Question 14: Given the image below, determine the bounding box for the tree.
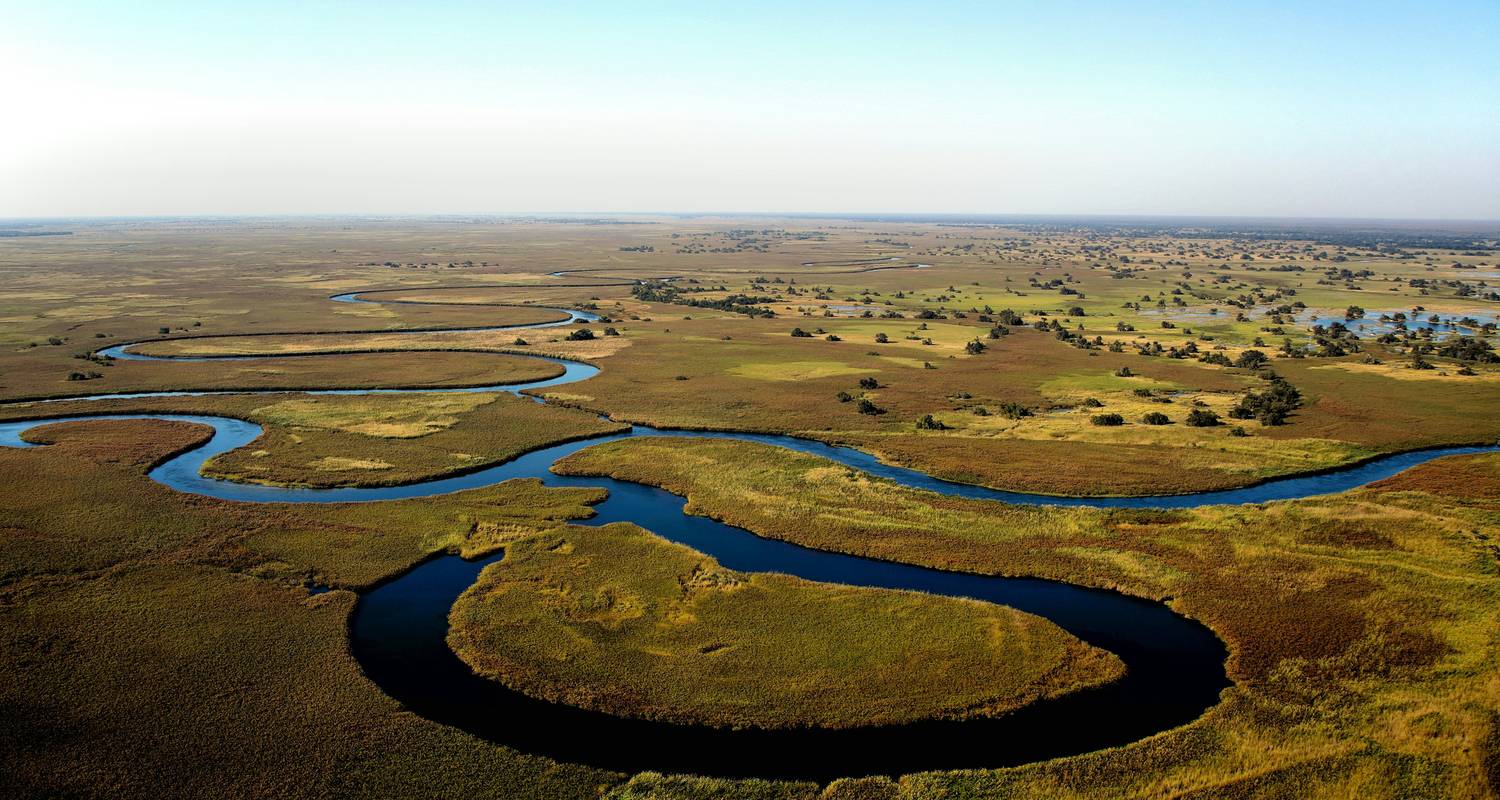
[1233,349,1269,369]
[856,398,883,415]
[1185,408,1221,427]
[1229,377,1302,425]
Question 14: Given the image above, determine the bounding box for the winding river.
[1,286,1493,780]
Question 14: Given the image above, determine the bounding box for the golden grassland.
[555,436,1500,799]
[2,218,1498,798]
[0,348,567,402]
[0,421,622,799]
[0,391,628,489]
[448,523,1122,730]
[4,218,1495,497]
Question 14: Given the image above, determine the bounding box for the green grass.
[449,523,1122,730]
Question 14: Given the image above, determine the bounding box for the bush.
[1141,412,1170,425]
[874,332,890,343]
[856,398,883,415]
[964,339,986,355]
[565,328,596,341]
[1083,397,1104,408]
[997,402,1031,419]
[512,337,528,346]
[790,328,813,338]
[858,377,879,390]
[825,334,841,342]
[1091,413,1125,426]
[603,327,620,336]
[835,391,852,402]
[1185,409,1221,427]
[1114,367,1133,377]
[915,414,947,430]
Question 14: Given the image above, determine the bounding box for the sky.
[3,1,1498,219]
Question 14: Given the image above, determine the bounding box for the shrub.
[1114,367,1133,377]
[858,377,879,390]
[1091,413,1125,426]
[512,337,528,346]
[997,402,1031,419]
[790,328,812,338]
[964,339,986,355]
[856,398,883,415]
[1141,412,1171,425]
[825,334,841,342]
[915,414,947,430]
[1082,397,1104,408]
[874,332,890,343]
[603,327,620,336]
[566,328,596,341]
[835,391,852,402]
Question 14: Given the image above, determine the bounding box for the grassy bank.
[555,436,1500,799]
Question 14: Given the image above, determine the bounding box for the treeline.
[631,282,777,318]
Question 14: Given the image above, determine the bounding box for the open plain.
[1,215,1498,799]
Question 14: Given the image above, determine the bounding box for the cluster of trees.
[1229,377,1303,425]
[631,282,776,318]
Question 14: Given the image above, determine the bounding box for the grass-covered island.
[447,523,1124,729]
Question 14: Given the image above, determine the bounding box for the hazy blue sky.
[4,1,1497,219]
